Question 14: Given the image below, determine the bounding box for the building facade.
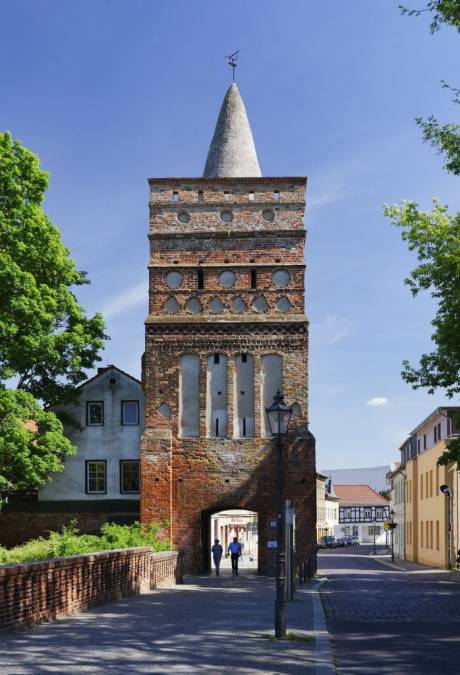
[325,478,339,538]
[398,407,459,568]
[316,473,327,541]
[0,365,143,546]
[140,83,316,574]
[334,484,390,545]
[387,463,405,560]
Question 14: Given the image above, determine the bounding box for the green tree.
[399,1,460,33]
[388,3,460,465]
[0,131,106,497]
[0,390,74,499]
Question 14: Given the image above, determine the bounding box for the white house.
[333,484,390,545]
[39,365,144,502]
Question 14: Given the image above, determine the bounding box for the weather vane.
[226,50,239,82]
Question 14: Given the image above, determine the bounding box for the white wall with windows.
[38,366,143,501]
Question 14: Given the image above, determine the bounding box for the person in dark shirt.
[228,537,242,575]
[211,539,223,576]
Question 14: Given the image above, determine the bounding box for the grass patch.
[0,520,170,565]
[261,632,314,643]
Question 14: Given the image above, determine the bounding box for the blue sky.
[2,0,459,469]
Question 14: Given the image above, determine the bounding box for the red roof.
[334,484,389,506]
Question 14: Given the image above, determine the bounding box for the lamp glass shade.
[265,390,293,436]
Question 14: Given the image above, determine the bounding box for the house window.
[120,460,140,494]
[121,401,139,426]
[86,460,106,494]
[423,434,427,450]
[364,508,372,519]
[375,508,383,520]
[250,269,257,289]
[86,401,104,426]
[438,422,441,441]
[197,268,204,289]
[434,425,437,443]
[417,439,420,453]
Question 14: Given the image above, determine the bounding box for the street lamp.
[440,484,453,569]
[373,516,377,556]
[390,509,395,563]
[266,389,293,640]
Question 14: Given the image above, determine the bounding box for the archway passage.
[204,509,258,574]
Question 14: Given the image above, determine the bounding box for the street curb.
[371,555,454,575]
[299,579,336,674]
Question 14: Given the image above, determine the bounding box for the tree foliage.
[385,201,460,397]
[0,389,74,495]
[0,132,106,406]
[393,1,460,467]
[399,1,460,33]
[0,131,106,497]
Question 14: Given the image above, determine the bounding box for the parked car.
[320,536,337,548]
[350,536,360,546]
[335,537,347,547]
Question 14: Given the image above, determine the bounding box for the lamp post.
[440,484,453,569]
[373,516,377,556]
[266,389,293,640]
[390,509,395,563]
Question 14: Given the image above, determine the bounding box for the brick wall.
[0,548,179,633]
[0,498,139,548]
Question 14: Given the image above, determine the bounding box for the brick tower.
[141,83,316,573]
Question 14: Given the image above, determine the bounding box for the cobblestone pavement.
[318,546,460,674]
[0,572,316,674]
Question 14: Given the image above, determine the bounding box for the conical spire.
[203,83,261,177]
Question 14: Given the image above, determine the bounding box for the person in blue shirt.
[228,537,242,575]
[211,539,223,576]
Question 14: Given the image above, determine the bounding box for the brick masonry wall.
[0,499,139,548]
[141,176,317,575]
[0,549,179,633]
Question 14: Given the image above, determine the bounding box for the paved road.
[0,571,316,674]
[318,546,460,674]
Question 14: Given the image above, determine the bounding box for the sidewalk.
[0,571,334,674]
[371,552,460,577]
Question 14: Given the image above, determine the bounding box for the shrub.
[0,521,171,565]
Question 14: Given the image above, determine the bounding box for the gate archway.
[202,509,258,573]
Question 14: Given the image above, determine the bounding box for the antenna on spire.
[226,50,239,82]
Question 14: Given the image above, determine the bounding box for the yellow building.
[400,407,458,569]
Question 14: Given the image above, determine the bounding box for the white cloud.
[366,397,388,407]
[102,281,147,319]
[312,313,353,345]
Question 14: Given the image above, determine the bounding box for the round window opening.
[220,210,233,223]
[177,211,190,224]
[165,271,183,289]
[262,209,275,222]
[272,269,290,287]
[218,271,236,288]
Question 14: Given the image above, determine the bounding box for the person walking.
[228,537,242,575]
[211,539,223,576]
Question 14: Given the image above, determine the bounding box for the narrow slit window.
[250,270,257,289]
[173,191,179,202]
[215,418,219,436]
[198,269,204,289]
[198,190,204,201]
[249,191,255,201]
[242,353,247,363]
[242,417,246,437]
[214,354,220,364]
[274,190,280,200]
